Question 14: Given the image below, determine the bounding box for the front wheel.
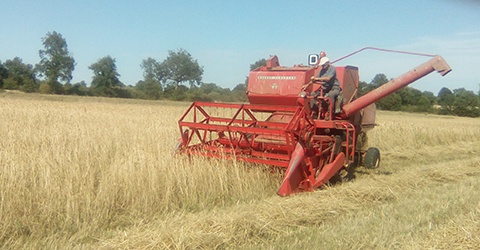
[364,147,380,169]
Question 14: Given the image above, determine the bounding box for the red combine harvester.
[177,48,451,196]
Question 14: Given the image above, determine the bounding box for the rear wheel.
[364,147,380,169]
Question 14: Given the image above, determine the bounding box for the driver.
[311,57,342,114]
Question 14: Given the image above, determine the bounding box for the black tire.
[364,147,380,169]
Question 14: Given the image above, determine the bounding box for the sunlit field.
[1,92,479,249]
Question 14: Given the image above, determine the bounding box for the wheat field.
[0,92,479,249]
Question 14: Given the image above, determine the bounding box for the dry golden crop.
[1,92,479,249]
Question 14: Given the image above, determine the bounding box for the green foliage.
[360,74,399,110]
[140,57,160,81]
[416,95,434,112]
[359,74,442,114]
[19,81,38,93]
[377,92,402,111]
[2,78,18,90]
[435,87,480,117]
[39,83,52,94]
[163,85,188,101]
[89,86,132,98]
[452,88,480,117]
[186,88,213,102]
[398,87,422,106]
[233,83,246,92]
[2,57,36,90]
[0,61,7,88]
[370,73,389,88]
[37,31,75,90]
[250,58,267,71]
[232,84,248,102]
[422,91,436,105]
[89,56,123,90]
[357,81,369,96]
[125,86,149,99]
[357,74,389,99]
[198,82,219,94]
[180,82,246,102]
[157,49,203,89]
[131,78,247,102]
[65,81,89,96]
[437,87,455,114]
[135,79,162,100]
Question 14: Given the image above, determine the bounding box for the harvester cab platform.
[247,55,359,122]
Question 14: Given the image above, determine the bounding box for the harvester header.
[177,48,451,196]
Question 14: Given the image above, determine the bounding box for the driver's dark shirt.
[317,65,340,92]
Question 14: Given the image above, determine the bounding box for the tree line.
[0,31,247,102]
[358,74,480,117]
[0,31,479,117]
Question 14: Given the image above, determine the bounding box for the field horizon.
[1,91,479,249]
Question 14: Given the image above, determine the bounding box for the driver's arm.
[312,75,333,82]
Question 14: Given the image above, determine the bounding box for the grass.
[1,92,479,249]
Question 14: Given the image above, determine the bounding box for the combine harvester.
[177,48,451,196]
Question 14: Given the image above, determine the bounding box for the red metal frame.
[178,102,312,167]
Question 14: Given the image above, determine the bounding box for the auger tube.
[341,55,451,118]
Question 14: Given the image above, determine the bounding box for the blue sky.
[1,0,480,94]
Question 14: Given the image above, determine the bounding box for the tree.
[65,81,89,96]
[37,31,75,93]
[452,88,480,117]
[89,56,122,88]
[0,61,9,88]
[158,49,203,89]
[89,56,123,97]
[398,87,422,106]
[438,87,455,114]
[357,80,369,96]
[377,92,402,111]
[138,57,162,99]
[233,83,246,92]
[140,57,160,82]
[370,73,389,88]
[250,58,267,71]
[135,79,162,100]
[232,83,248,102]
[358,73,389,98]
[416,95,433,112]
[3,57,37,92]
[163,84,189,100]
[356,73,390,107]
[198,82,220,94]
[422,91,436,105]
